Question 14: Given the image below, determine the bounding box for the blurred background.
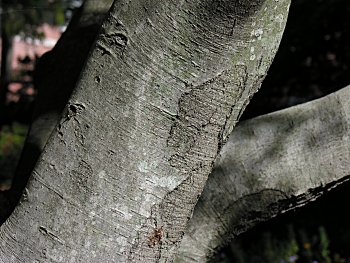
[0,0,82,189]
[1,0,350,262]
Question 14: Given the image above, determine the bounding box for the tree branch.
[176,85,350,262]
[0,0,290,261]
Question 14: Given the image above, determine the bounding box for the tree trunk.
[0,0,289,262]
[176,85,350,262]
[0,0,114,223]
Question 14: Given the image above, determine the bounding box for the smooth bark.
[177,85,350,262]
[0,0,289,262]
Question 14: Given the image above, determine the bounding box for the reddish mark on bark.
[148,226,163,248]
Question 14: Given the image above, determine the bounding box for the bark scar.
[98,18,129,58]
[39,226,65,245]
[57,103,87,144]
[148,226,163,248]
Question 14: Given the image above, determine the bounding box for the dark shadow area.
[220,0,350,262]
[242,0,350,120]
[220,181,350,263]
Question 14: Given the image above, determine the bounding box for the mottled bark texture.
[176,85,350,262]
[0,0,114,222]
[0,0,289,262]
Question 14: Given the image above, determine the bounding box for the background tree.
[0,0,81,129]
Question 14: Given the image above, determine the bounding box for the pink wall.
[1,23,62,72]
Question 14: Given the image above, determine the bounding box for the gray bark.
[176,85,350,262]
[0,0,114,222]
[0,0,289,262]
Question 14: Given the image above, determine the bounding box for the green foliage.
[224,224,333,263]
[318,227,331,263]
[0,123,28,187]
[1,0,70,37]
[53,2,65,25]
